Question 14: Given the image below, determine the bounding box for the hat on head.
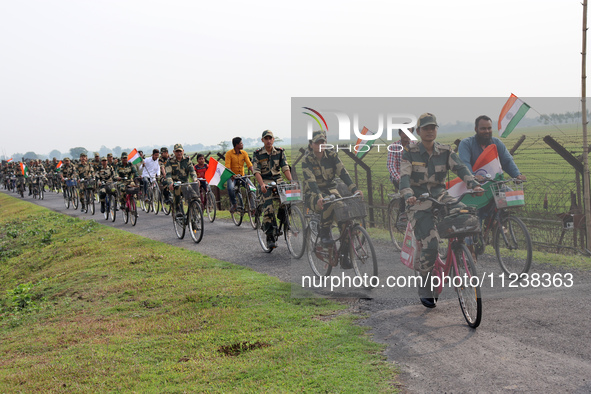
[121,152,128,159]
[94,152,99,156]
[311,130,327,143]
[80,152,87,157]
[107,153,113,158]
[160,147,168,153]
[101,157,107,161]
[417,113,438,129]
[262,130,274,138]
[173,144,183,151]
[64,157,71,161]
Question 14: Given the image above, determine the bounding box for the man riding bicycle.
[302,130,362,267]
[115,152,139,209]
[140,148,161,203]
[165,144,199,213]
[97,157,116,213]
[77,152,95,211]
[401,113,483,308]
[252,130,292,249]
[225,137,254,213]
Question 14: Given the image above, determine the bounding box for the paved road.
[5,189,591,393]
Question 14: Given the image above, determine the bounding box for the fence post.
[339,147,374,227]
[509,135,526,155]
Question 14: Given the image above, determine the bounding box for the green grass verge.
[0,194,398,392]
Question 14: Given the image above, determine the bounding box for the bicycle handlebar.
[321,191,362,205]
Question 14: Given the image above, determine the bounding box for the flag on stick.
[20,163,29,178]
[498,94,530,138]
[56,161,63,171]
[205,158,234,190]
[354,127,377,159]
[128,149,142,165]
[7,158,13,163]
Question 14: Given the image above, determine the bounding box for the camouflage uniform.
[76,161,95,200]
[400,141,477,276]
[301,132,358,234]
[164,148,198,206]
[60,161,78,197]
[96,161,116,203]
[252,141,290,234]
[115,156,139,205]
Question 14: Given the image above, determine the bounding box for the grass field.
[0,194,398,392]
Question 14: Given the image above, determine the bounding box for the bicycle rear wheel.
[110,194,117,222]
[285,205,306,259]
[387,198,405,251]
[123,200,130,224]
[161,191,172,215]
[153,186,161,214]
[206,189,216,222]
[306,221,333,277]
[453,243,482,328]
[350,224,378,288]
[64,188,70,209]
[173,201,186,239]
[188,200,204,243]
[494,216,532,279]
[231,188,244,226]
[72,188,79,209]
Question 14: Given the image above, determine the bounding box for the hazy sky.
[0,0,583,158]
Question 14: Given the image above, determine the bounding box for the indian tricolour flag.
[355,127,377,159]
[498,94,530,138]
[505,190,525,207]
[128,149,142,165]
[56,160,63,171]
[447,144,503,198]
[205,157,234,190]
[7,158,12,163]
[20,163,29,178]
[284,188,301,202]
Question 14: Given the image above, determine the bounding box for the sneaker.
[266,234,276,249]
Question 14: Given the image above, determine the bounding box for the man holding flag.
[458,115,525,182]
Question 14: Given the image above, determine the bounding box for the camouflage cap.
[160,147,168,153]
[80,152,87,157]
[93,152,99,156]
[262,130,274,139]
[64,157,71,161]
[101,157,107,161]
[107,153,113,158]
[311,130,327,143]
[417,113,438,129]
[173,144,183,151]
[121,152,128,159]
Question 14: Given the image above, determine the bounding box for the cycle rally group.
[2,113,537,329]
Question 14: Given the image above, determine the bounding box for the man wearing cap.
[97,157,116,213]
[115,152,139,208]
[401,113,483,308]
[60,157,78,199]
[225,137,254,213]
[140,149,160,203]
[107,153,115,168]
[92,152,102,173]
[159,147,172,203]
[76,152,95,212]
[165,144,199,213]
[252,130,292,249]
[302,131,361,266]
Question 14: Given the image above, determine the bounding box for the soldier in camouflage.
[97,157,116,213]
[92,152,102,173]
[159,147,172,203]
[76,153,95,211]
[115,152,139,207]
[165,144,199,211]
[302,131,361,260]
[60,157,78,198]
[400,113,483,308]
[252,130,292,248]
[107,153,115,169]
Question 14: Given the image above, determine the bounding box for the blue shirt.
[458,136,521,178]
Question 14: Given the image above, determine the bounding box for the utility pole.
[582,0,591,249]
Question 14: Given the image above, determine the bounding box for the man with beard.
[458,115,526,182]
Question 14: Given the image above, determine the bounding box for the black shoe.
[420,297,437,308]
[418,274,437,308]
[266,234,276,249]
[340,253,353,269]
[100,202,105,213]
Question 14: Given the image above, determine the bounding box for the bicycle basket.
[278,182,302,204]
[333,197,367,222]
[436,206,481,239]
[181,182,200,201]
[126,186,140,195]
[491,180,525,209]
[66,179,77,187]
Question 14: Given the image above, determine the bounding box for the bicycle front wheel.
[453,243,482,328]
[40,182,44,200]
[72,188,79,209]
[387,198,405,251]
[206,189,216,222]
[350,224,378,288]
[89,190,95,215]
[64,188,70,209]
[188,200,204,243]
[130,197,137,226]
[285,205,306,259]
[173,201,186,239]
[306,221,333,277]
[255,206,272,253]
[494,216,532,279]
[110,195,117,222]
[231,188,244,226]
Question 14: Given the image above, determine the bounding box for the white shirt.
[141,156,161,180]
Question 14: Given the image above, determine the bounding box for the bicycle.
[159,180,173,216]
[171,182,204,243]
[230,175,257,229]
[116,177,139,226]
[403,191,482,328]
[197,178,217,222]
[31,175,44,200]
[147,178,161,215]
[387,192,406,251]
[469,177,532,279]
[306,192,378,287]
[79,178,96,215]
[99,181,117,222]
[62,178,79,209]
[254,181,306,256]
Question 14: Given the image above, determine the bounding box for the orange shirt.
[225,149,253,176]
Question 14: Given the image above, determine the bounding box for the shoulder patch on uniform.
[437,143,451,151]
[407,144,420,152]
[276,147,284,152]
[254,147,264,153]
